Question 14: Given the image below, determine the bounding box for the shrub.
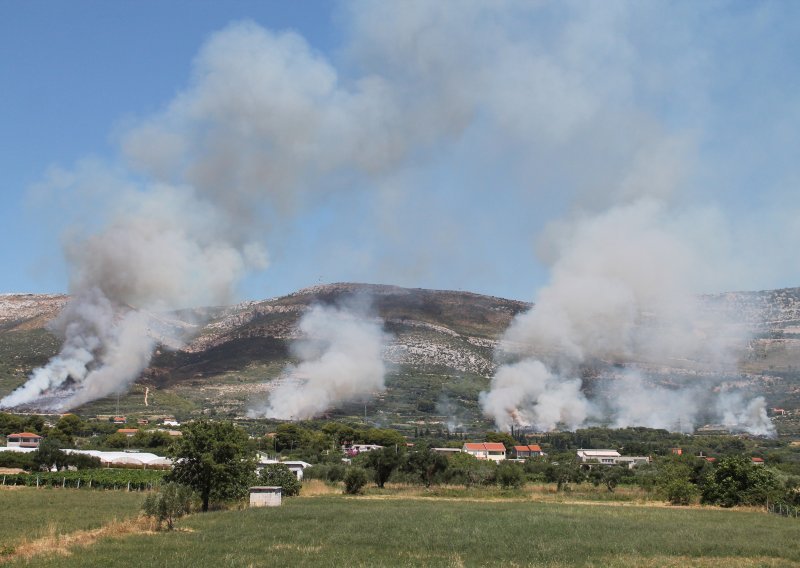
[343,467,369,495]
[259,463,301,497]
[497,461,524,489]
[663,478,697,505]
[142,482,194,530]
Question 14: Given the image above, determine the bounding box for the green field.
[4,489,800,567]
[0,487,143,548]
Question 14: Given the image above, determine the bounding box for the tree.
[655,457,698,505]
[365,447,401,488]
[497,461,524,489]
[484,431,516,451]
[444,452,496,486]
[167,420,257,512]
[259,463,301,497]
[274,423,309,453]
[142,482,194,530]
[33,438,69,471]
[55,414,84,438]
[0,412,23,436]
[344,467,369,495]
[545,453,585,491]
[700,456,781,507]
[402,444,448,487]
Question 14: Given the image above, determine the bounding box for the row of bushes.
[305,447,800,507]
[0,469,167,490]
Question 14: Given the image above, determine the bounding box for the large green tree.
[365,447,402,488]
[167,420,257,511]
[402,443,448,487]
[700,455,781,507]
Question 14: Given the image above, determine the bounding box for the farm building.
[576,449,649,469]
[6,432,42,448]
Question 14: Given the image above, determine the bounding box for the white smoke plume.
[249,301,390,420]
[1,183,263,410]
[5,3,796,417]
[482,200,776,437]
[479,359,589,432]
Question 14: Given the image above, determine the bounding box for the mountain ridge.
[1,283,800,429]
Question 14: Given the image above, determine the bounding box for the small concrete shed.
[249,486,282,507]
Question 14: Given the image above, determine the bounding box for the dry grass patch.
[590,554,798,568]
[1,516,156,563]
[269,543,323,554]
[300,479,340,496]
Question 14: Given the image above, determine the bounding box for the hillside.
[1,284,800,431]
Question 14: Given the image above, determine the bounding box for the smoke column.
[481,200,775,436]
[4,4,796,416]
[249,302,390,420]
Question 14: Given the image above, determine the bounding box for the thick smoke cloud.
[249,302,390,420]
[481,200,775,436]
[4,2,796,420]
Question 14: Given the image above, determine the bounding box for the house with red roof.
[462,442,506,462]
[511,445,544,459]
[6,432,42,448]
[751,457,765,465]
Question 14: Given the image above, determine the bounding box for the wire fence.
[767,501,800,519]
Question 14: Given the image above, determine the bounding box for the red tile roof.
[117,428,139,433]
[751,457,764,462]
[513,444,542,454]
[463,443,485,451]
[483,443,506,452]
[9,432,42,438]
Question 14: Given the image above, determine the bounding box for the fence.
[767,500,800,519]
[0,470,165,491]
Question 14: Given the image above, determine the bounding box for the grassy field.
[0,487,143,548]
[4,488,800,567]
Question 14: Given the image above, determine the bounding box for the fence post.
[62,477,66,488]
[36,475,39,488]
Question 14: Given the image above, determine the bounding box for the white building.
[576,449,649,469]
[257,454,312,480]
[463,442,506,462]
[6,432,42,448]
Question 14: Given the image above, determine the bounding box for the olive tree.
[167,420,257,512]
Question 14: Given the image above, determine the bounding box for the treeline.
[0,412,174,452]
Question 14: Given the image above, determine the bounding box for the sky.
[2,0,800,304]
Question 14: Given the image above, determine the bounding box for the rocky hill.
[1,284,799,428]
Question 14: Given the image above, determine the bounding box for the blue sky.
[2,1,800,304]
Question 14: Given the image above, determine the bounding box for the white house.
[257,454,312,480]
[6,432,42,448]
[576,449,621,465]
[463,442,506,462]
[576,449,649,469]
